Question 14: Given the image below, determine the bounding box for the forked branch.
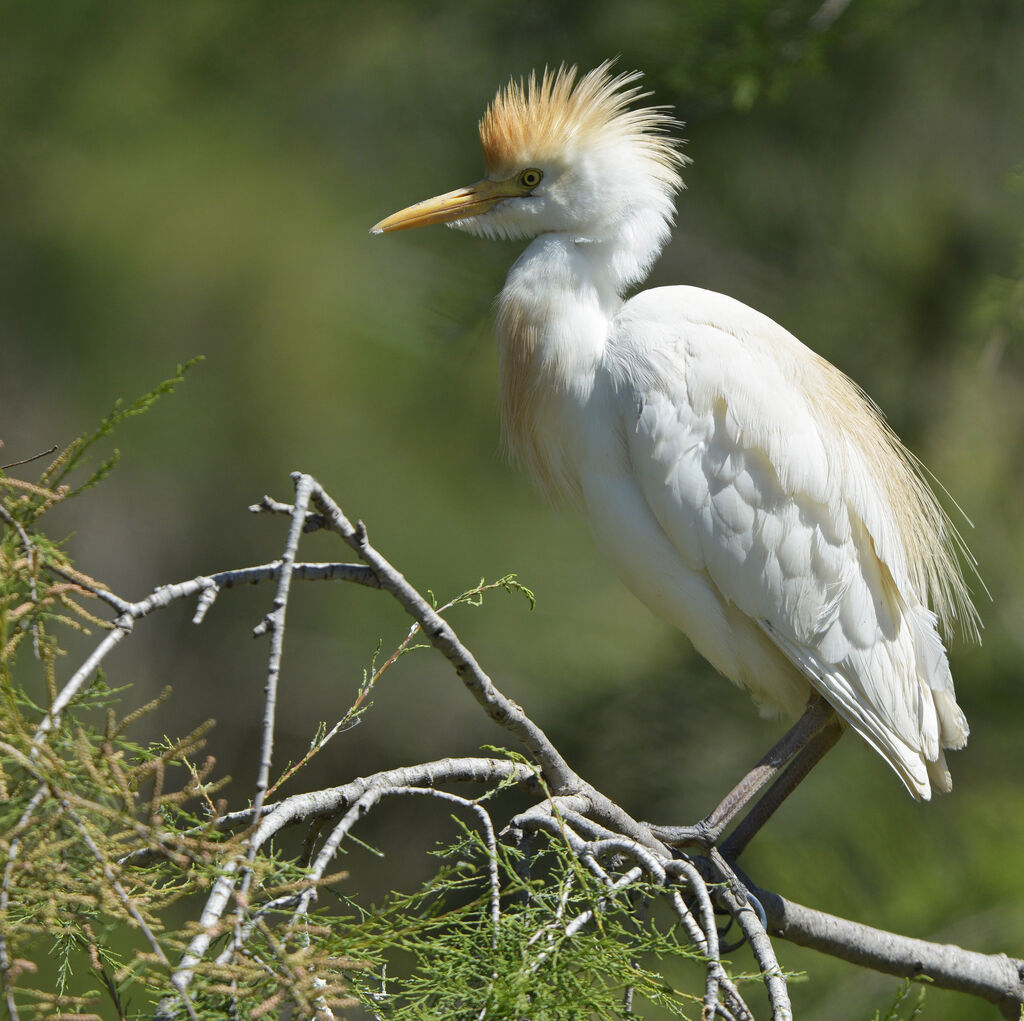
[15,472,1019,1020]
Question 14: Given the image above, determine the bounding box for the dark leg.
[719,711,842,858]
[649,693,839,850]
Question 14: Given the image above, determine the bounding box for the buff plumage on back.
[806,353,982,647]
[482,62,980,653]
[373,59,983,799]
[479,61,685,188]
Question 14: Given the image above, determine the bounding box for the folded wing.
[607,285,974,798]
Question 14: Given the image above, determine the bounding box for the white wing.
[597,285,968,799]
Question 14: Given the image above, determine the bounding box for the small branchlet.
[4,447,1022,1019]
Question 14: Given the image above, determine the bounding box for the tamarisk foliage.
[1,377,1022,1019]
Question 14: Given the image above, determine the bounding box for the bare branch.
[121,756,539,870]
[752,882,1024,1019]
[35,560,378,748]
[1,444,58,471]
[260,479,674,856]
[717,880,791,1020]
[13,472,1018,1018]
[280,478,580,793]
[169,756,538,995]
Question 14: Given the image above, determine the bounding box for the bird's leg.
[649,693,838,850]
[719,710,842,859]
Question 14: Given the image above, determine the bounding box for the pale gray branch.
[719,880,792,1021]
[255,479,669,853]
[23,472,1017,1019]
[169,756,538,995]
[753,882,1024,1019]
[36,559,377,747]
[121,755,539,870]
[261,478,580,793]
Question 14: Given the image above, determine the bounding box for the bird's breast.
[496,274,622,504]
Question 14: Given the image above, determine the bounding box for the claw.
[646,819,716,850]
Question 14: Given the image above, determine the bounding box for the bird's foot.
[646,832,767,952]
[646,818,721,851]
[715,884,769,953]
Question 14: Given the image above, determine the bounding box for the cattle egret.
[371,62,980,833]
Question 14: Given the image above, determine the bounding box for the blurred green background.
[2,0,1022,1017]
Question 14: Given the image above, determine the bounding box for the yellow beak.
[370,178,519,234]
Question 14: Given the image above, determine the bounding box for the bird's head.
[371,62,688,251]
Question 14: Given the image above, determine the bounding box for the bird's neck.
[496,224,662,498]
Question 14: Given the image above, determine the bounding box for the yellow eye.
[518,168,543,190]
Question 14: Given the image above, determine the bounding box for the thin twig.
[259,480,668,853]
[240,474,314,847]
[267,479,579,792]
[704,849,791,1021]
[0,502,44,659]
[1,444,58,470]
[35,560,379,747]
[0,742,200,1021]
[230,475,316,993]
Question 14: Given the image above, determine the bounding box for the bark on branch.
[753,883,1024,1019]
[29,472,1019,1019]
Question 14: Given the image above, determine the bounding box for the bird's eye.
[518,168,543,190]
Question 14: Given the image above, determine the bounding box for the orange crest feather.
[479,60,686,188]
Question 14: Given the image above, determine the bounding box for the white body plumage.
[372,62,979,800]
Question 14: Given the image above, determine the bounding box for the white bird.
[372,62,980,818]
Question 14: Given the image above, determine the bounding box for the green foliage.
[0,358,203,711]
[42,357,203,499]
[347,826,709,1020]
[3,6,1023,1017]
[0,687,219,1015]
[0,385,723,1019]
[873,980,927,1021]
[0,375,368,1017]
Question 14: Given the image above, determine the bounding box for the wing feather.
[606,285,974,797]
